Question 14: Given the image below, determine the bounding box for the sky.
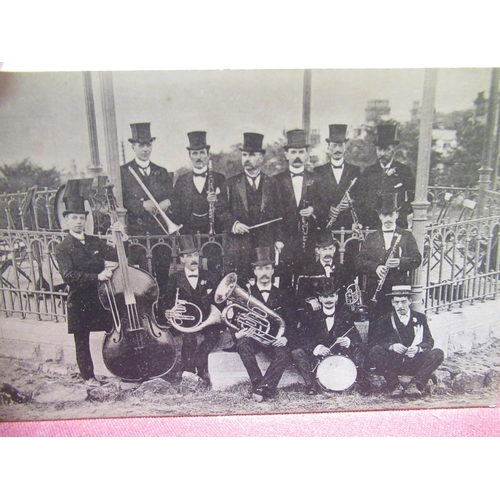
[0,68,492,178]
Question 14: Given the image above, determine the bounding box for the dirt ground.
[1,339,499,423]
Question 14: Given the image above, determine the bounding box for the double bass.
[99,184,177,381]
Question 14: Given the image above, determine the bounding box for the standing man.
[163,235,223,387]
[314,124,361,231]
[120,122,174,301]
[368,285,444,398]
[274,129,317,291]
[356,194,422,321]
[224,133,284,282]
[55,187,121,387]
[233,247,293,402]
[358,124,416,230]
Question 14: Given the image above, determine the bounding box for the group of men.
[55,121,444,403]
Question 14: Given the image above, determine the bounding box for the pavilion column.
[302,69,312,141]
[411,69,438,313]
[99,71,126,223]
[82,72,102,176]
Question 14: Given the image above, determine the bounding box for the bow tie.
[291,172,304,177]
[259,289,271,294]
[193,172,207,177]
[324,264,332,268]
[332,164,344,169]
[383,230,395,233]
[188,274,198,278]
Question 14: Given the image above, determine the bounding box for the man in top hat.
[234,247,294,402]
[170,131,231,236]
[358,124,416,230]
[289,277,369,395]
[120,122,174,302]
[274,129,318,291]
[356,193,422,321]
[163,235,223,387]
[313,124,362,231]
[55,187,123,387]
[368,285,444,398]
[224,133,284,282]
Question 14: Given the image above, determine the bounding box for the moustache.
[259,275,271,281]
[293,159,303,164]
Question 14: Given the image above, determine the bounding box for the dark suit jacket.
[368,310,434,352]
[55,233,117,334]
[170,170,231,234]
[358,160,415,229]
[355,226,422,297]
[313,162,361,230]
[297,260,351,301]
[120,160,174,235]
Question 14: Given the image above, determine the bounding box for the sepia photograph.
[0,67,499,423]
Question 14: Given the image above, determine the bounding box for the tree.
[0,158,61,194]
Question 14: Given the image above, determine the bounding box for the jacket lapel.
[236,175,248,213]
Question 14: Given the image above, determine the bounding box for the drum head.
[54,184,94,234]
[316,355,357,392]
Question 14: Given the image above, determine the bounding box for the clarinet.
[207,160,215,235]
[299,179,314,251]
[326,177,358,229]
[371,233,402,303]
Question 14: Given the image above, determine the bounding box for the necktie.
[247,177,257,190]
[324,264,331,277]
[291,172,304,177]
[139,167,150,176]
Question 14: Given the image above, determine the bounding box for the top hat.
[284,129,309,151]
[251,247,274,267]
[386,285,415,297]
[178,234,199,255]
[374,124,400,147]
[315,231,335,248]
[326,124,349,143]
[128,123,156,144]
[239,133,266,154]
[62,196,88,217]
[315,277,340,296]
[375,193,401,214]
[187,131,210,151]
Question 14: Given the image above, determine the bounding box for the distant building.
[365,100,391,124]
[474,91,487,119]
[432,129,457,157]
[410,100,420,122]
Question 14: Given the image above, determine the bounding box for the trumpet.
[345,277,368,317]
[215,273,285,346]
[128,166,182,235]
[326,177,358,229]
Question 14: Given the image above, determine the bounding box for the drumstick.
[311,326,355,372]
[247,217,283,230]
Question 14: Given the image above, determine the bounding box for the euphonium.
[215,273,285,345]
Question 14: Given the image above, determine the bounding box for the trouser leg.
[291,348,316,388]
[404,349,445,390]
[236,337,263,389]
[259,345,292,393]
[195,327,222,379]
[369,345,403,386]
[181,333,198,373]
[73,330,94,380]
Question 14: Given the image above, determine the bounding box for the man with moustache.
[120,123,174,301]
[274,129,317,291]
[314,124,362,231]
[368,285,444,398]
[224,133,284,283]
[233,247,293,402]
[356,194,421,321]
[164,235,223,387]
[289,277,370,395]
[358,124,416,230]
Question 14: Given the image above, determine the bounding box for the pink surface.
[2,403,499,436]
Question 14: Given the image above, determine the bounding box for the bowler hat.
[386,285,415,297]
[374,124,400,147]
[284,129,309,151]
[315,231,335,248]
[375,193,400,214]
[251,247,274,267]
[62,196,89,217]
[128,123,156,144]
[326,124,349,143]
[239,133,266,154]
[315,277,340,296]
[178,234,199,255]
[187,131,210,151]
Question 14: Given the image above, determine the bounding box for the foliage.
[0,158,61,194]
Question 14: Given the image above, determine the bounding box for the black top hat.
[374,124,400,147]
[315,231,335,248]
[375,193,401,214]
[187,131,210,151]
[128,123,156,144]
[326,124,349,143]
[239,133,266,154]
[178,234,199,255]
[251,247,274,267]
[315,277,340,296]
[62,196,89,217]
[386,285,415,297]
[284,129,309,150]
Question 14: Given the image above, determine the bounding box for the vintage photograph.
[0,68,499,422]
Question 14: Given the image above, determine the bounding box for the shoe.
[306,387,318,396]
[404,383,423,398]
[389,383,405,398]
[356,383,372,396]
[84,377,102,388]
[251,392,264,402]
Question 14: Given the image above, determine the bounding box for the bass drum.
[54,183,95,234]
[316,354,357,392]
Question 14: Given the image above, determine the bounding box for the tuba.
[215,273,286,345]
[166,288,224,333]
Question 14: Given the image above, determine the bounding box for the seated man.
[232,247,293,402]
[368,285,444,398]
[290,277,370,395]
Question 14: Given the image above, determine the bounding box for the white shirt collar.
[331,158,344,168]
[289,165,305,175]
[70,231,85,242]
[135,158,151,169]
